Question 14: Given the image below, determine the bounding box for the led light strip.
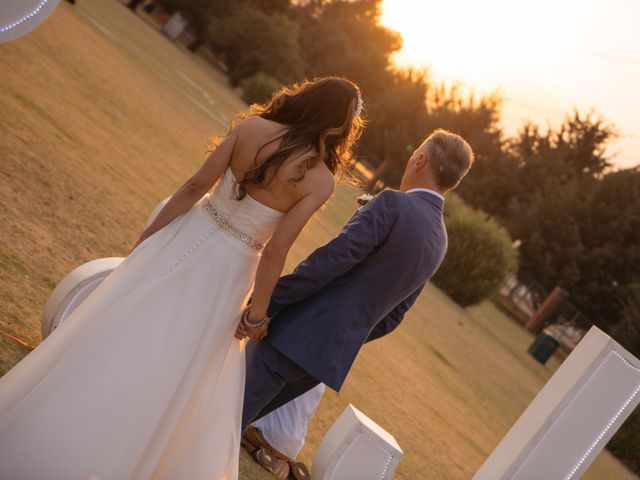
[564,351,640,480]
[0,0,51,33]
[360,431,395,479]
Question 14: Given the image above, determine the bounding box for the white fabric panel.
[253,384,325,459]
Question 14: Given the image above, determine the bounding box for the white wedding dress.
[0,167,284,480]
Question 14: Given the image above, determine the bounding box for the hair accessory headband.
[355,94,364,117]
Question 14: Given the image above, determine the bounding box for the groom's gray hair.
[420,129,474,189]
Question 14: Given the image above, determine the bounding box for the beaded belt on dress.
[200,195,264,252]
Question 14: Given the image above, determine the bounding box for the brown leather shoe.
[241,426,263,452]
[252,447,290,480]
[288,461,311,480]
[242,426,290,460]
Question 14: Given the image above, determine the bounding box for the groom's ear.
[414,150,427,169]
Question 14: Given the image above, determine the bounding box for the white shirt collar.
[405,188,445,201]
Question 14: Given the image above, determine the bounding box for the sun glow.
[380,0,557,88]
[379,0,640,168]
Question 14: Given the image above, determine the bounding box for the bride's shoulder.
[297,162,335,201]
[233,116,259,136]
[235,116,262,128]
[235,116,286,136]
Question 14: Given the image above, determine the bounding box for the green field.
[0,2,635,479]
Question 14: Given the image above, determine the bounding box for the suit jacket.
[265,189,448,391]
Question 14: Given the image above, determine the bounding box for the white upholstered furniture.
[0,0,62,44]
[474,326,640,480]
[312,404,403,480]
[41,257,124,338]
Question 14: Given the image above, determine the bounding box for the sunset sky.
[380,0,640,169]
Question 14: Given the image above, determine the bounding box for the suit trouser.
[242,340,320,431]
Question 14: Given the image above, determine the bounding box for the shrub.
[240,72,282,105]
[432,194,517,306]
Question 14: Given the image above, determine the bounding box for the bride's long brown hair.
[215,77,364,200]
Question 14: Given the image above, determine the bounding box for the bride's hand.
[246,321,269,341]
[233,321,269,341]
[234,321,248,340]
[235,308,270,341]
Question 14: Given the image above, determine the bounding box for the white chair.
[0,1,62,44]
[474,326,640,480]
[312,404,403,480]
[41,257,125,338]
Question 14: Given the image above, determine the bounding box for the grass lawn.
[0,2,636,479]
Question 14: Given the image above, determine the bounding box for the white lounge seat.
[474,326,640,480]
[312,404,403,480]
[41,257,124,338]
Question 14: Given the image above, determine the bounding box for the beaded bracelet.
[241,308,270,329]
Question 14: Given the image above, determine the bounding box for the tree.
[503,166,640,330]
[359,77,504,191]
[294,0,401,94]
[425,84,504,192]
[127,0,143,12]
[205,6,305,85]
[358,69,430,189]
[254,0,291,12]
[573,169,640,329]
[612,285,640,357]
[156,0,225,51]
[455,108,638,330]
[127,0,144,10]
[458,111,616,219]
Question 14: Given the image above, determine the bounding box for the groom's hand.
[234,321,248,340]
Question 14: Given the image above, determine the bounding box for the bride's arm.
[240,174,334,340]
[130,128,239,252]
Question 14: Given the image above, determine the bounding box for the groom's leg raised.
[242,340,310,430]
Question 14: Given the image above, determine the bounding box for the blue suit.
[242,189,447,428]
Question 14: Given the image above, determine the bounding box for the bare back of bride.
[0,77,363,480]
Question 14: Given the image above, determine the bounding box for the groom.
[240,129,474,429]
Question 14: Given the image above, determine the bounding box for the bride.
[0,76,363,480]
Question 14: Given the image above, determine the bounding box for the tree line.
[142,0,639,336]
